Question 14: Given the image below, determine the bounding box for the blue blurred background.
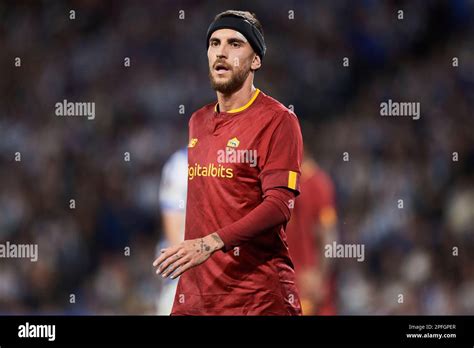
[0,0,473,314]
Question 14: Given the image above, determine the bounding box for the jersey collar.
[214,89,261,114]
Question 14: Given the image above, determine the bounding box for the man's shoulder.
[258,91,299,122]
[190,101,216,122]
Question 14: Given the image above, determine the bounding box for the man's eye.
[210,41,219,47]
[232,42,241,48]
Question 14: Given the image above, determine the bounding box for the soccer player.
[153,10,303,315]
[156,148,187,315]
[285,148,338,315]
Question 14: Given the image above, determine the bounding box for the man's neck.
[217,82,256,113]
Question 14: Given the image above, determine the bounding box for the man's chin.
[212,79,231,90]
[210,79,235,94]
[209,70,248,94]
[212,75,230,83]
[212,83,241,94]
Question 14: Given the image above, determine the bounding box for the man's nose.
[215,45,228,59]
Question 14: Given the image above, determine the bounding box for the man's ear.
[251,54,262,71]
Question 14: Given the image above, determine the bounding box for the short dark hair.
[214,10,264,38]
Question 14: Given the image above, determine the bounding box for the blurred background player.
[156,148,187,315]
[286,137,338,315]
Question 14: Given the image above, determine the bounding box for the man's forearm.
[213,187,295,251]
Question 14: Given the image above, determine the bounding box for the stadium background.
[0,0,473,314]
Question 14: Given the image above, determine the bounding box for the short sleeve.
[258,111,303,196]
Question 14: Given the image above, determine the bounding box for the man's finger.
[153,245,181,268]
[162,256,190,278]
[157,251,185,274]
[170,261,194,279]
[153,251,171,268]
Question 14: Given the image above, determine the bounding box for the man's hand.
[152,232,224,279]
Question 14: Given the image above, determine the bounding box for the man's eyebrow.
[209,37,247,44]
[227,38,246,43]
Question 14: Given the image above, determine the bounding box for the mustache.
[213,60,233,70]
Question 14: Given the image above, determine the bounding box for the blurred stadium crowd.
[0,0,473,314]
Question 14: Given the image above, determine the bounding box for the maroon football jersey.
[171,89,303,315]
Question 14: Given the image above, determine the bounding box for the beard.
[209,65,251,95]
